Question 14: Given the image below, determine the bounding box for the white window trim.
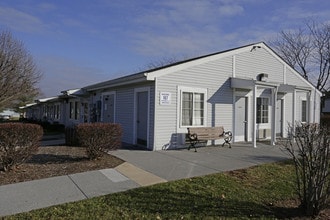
[177,86,207,131]
[133,87,150,149]
[69,100,80,122]
[300,98,307,123]
[256,96,270,128]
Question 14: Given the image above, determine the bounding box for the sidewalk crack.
[67,175,89,199]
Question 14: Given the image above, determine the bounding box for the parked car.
[1,115,10,120]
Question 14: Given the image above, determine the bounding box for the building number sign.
[160,92,171,105]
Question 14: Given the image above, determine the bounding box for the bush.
[0,123,43,171]
[76,123,122,160]
[281,123,330,216]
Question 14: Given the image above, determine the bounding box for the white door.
[276,99,283,137]
[103,94,115,123]
[136,91,148,147]
[235,96,248,142]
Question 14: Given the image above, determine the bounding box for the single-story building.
[82,42,321,150]
[22,42,322,150]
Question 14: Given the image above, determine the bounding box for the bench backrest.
[188,126,224,140]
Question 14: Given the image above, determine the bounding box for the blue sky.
[0,0,329,98]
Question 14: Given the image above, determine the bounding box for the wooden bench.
[187,126,232,152]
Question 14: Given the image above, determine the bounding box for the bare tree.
[308,22,330,92]
[139,54,192,72]
[272,21,330,92]
[145,56,182,69]
[281,123,330,216]
[0,30,41,110]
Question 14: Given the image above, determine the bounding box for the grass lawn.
[4,161,299,219]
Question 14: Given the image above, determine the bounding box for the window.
[69,102,73,119]
[54,104,60,119]
[74,101,80,120]
[181,91,205,126]
[69,101,80,120]
[257,97,269,124]
[301,100,307,122]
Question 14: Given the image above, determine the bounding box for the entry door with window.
[136,91,148,147]
[235,96,248,142]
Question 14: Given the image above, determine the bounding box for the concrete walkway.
[0,143,289,217]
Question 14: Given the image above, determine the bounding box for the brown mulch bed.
[0,146,124,186]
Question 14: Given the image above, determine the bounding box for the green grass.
[4,161,298,219]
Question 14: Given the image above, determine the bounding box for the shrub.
[76,123,122,160]
[281,123,330,216]
[0,123,43,171]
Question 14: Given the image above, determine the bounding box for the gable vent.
[257,73,268,82]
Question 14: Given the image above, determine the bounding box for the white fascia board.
[262,44,322,96]
[85,77,147,92]
[38,97,59,103]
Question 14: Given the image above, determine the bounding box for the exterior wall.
[154,56,233,150]
[152,46,321,150]
[22,43,321,151]
[285,67,310,87]
[88,82,155,149]
[48,97,87,127]
[235,49,284,82]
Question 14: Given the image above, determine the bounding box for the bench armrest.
[224,131,232,142]
[188,133,198,141]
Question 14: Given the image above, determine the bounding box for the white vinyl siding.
[101,83,155,147]
[285,67,311,88]
[153,57,233,150]
[235,49,284,83]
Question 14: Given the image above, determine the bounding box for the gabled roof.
[83,42,320,96]
[83,42,259,91]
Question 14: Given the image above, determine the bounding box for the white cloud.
[36,3,57,11]
[0,7,47,33]
[218,4,244,16]
[127,0,247,57]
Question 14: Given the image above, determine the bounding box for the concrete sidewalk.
[111,143,289,181]
[0,143,289,217]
